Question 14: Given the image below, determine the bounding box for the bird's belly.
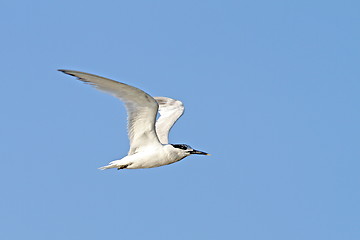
[126,151,183,169]
[127,158,177,169]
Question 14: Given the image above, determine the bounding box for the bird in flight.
[59,70,209,170]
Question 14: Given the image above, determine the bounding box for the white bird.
[59,70,209,170]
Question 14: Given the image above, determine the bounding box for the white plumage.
[59,70,209,170]
[154,97,184,144]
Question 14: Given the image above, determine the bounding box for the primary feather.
[58,70,162,155]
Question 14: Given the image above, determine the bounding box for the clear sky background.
[1,1,359,239]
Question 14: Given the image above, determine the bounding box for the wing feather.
[59,70,161,154]
[154,97,185,144]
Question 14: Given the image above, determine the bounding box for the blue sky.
[1,0,359,239]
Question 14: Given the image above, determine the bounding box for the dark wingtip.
[57,69,78,78]
[58,69,73,74]
[58,69,71,75]
[57,69,94,85]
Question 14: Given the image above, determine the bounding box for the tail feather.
[98,164,117,170]
[98,161,129,170]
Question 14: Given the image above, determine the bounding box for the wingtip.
[58,69,71,75]
[57,69,78,78]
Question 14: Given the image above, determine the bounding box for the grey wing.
[59,70,162,155]
[154,97,185,144]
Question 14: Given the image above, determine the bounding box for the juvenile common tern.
[59,70,209,170]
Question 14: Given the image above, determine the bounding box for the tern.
[59,70,209,170]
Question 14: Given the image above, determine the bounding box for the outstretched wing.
[154,97,185,144]
[59,70,161,155]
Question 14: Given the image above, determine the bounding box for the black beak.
[189,149,210,155]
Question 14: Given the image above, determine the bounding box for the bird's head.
[171,144,209,156]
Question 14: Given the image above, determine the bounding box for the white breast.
[126,145,186,169]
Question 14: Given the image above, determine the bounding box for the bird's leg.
[117,164,129,170]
